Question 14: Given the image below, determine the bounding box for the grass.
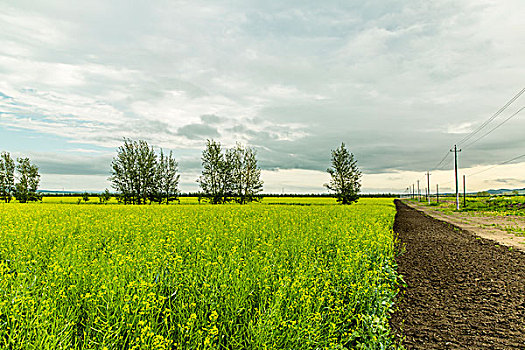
[0,198,401,349]
[405,196,525,237]
[405,195,525,215]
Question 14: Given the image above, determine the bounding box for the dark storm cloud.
[176,123,220,140]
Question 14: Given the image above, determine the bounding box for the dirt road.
[390,200,525,349]
[405,201,525,251]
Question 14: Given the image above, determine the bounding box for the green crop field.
[0,198,401,350]
[406,195,525,216]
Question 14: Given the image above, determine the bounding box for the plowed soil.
[390,200,525,349]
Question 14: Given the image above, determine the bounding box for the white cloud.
[447,122,473,134]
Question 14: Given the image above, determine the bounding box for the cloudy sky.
[1,0,524,194]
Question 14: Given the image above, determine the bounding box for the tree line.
[0,152,41,203]
[110,138,264,204]
[197,140,263,204]
[110,139,180,204]
[1,140,361,205]
[110,139,360,205]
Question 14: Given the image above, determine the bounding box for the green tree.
[99,189,111,204]
[198,140,230,204]
[325,143,361,205]
[198,141,264,204]
[82,192,90,202]
[0,151,15,202]
[152,149,180,204]
[14,157,41,203]
[110,139,157,204]
[228,143,263,204]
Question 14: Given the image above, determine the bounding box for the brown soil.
[390,200,525,350]
[406,201,525,251]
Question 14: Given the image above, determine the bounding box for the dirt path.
[390,200,525,350]
[404,201,525,251]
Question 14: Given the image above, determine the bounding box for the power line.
[457,87,525,146]
[462,106,524,150]
[427,89,524,187]
[467,152,525,178]
[433,151,451,170]
[422,88,524,176]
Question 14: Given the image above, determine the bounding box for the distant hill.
[484,188,525,195]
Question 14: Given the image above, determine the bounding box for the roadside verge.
[402,200,525,251]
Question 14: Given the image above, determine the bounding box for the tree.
[110,139,180,205]
[82,192,90,202]
[110,139,137,204]
[152,150,180,204]
[325,143,361,205]
[99,189,111,204]
[14,157,41,203]
[198,140,264,204]
[228,143,263,204]
[198,140,230,204]
[0,151,15,203]
[110,139,157,204]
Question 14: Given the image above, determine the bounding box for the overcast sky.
[1,0,524,193]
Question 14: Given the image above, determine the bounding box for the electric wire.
[405,88,525,193]
[457,87,525,146]
[462,106,524,150]
[433,151,451,171]
[467,152,525,178]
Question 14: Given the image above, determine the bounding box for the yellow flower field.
[0,198,400,349]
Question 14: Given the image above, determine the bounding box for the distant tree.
[82,192,90,202]
[198,140,264,204]
[325,143,361,205]
[0,151,15,202]
[228,143,263,204]
[110,139,181,205]
[152,150,180,204]
[99,188,111,204]
[14,157,41,203]
[110,139,136,204]
[198,140,229,204]
[134,141,157,204]
[110,139,157,204]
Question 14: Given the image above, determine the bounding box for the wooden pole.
[463,175,466,208]
[426,171,431,204]
[451,145,461,210]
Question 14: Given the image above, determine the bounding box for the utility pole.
[463,175,466,208]
[426,171,431,204]
[436,184,439,203]
[417,180,420,201]
[450,145,461,210]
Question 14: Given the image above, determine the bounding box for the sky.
[0,0,524,194]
